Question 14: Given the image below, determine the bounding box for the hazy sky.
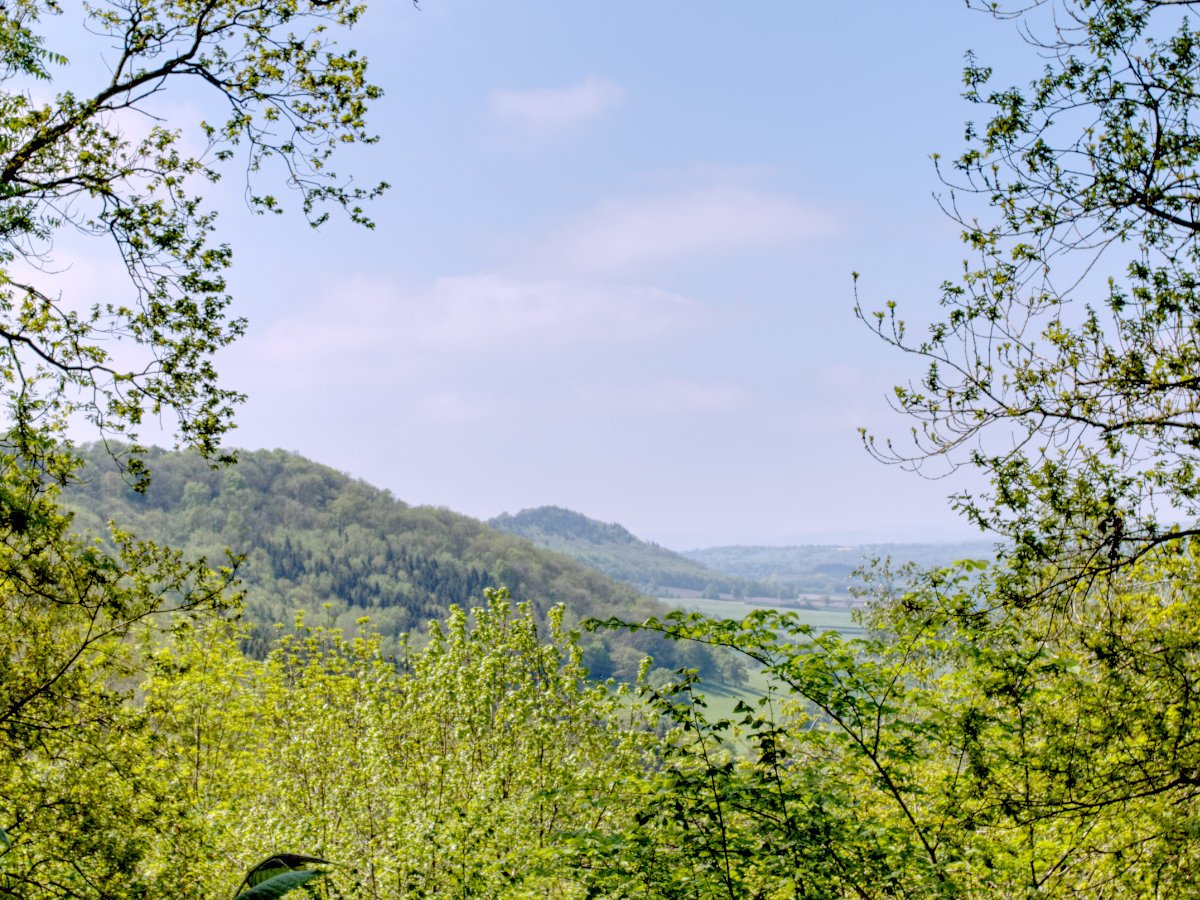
[65,2,1042,548]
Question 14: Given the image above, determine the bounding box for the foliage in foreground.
[135,590,652,899]
[233,854,330,900]
[578,548,1200,897]
[10,0,1200,895]
[0,0,387,891]
[2,588,655,898]
[11,553,1200,898]
[0,442,237,898]
[861,0,1200,600]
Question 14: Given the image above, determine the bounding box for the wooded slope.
[64,446,713,679]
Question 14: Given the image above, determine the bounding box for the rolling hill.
[685,541,998,596]
[489,506,778,598]
[61,445,719,681]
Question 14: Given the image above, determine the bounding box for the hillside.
[62,446,718,681]
[686,541,997,596]
[489,506,775,598]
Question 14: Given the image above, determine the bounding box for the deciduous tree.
[0,0,386,891]
[141,590,653,898]
[582,3,1200,896]
[860,0,1200,598]
[0,0,386,460]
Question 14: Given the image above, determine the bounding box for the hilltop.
[489,506,776,599]
[62,446,720,681]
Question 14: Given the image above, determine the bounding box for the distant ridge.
[489,506,779,599]
[685,541,998,596]
[487,507,997,601]
[491,506,642,547]
[61,447,721,681]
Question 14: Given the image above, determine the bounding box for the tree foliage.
[0,0,385,460]
[137,590,653,898]
[232,854,330,900]
[0,0,385,892]
[570,2,1200,896]
[0,442,240,898]
[860,0,1200,597]
[578,547,1200,897]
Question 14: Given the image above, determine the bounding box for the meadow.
[655,596,867,722]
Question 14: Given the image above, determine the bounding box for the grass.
[657,596,866,639]
[688,664,774,724]
[654,595,869,725]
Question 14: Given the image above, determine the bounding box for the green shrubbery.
[7,0,1200,895]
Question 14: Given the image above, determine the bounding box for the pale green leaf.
[233,869,324,900]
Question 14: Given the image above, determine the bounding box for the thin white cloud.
[419,274,696,347]
[415,391,500,425]
[489,76,623,131]
[539,185,835,275]
[408,378,746,428]
[240,273,705,387]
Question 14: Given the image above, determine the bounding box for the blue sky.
[65,2,1039,547]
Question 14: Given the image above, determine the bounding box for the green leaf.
[233,869,324,900]
[241,854,329,888]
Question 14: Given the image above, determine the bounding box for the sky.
[49,2,1040,549]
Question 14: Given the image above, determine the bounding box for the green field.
[654,596,867,723]
[657,596,865,638]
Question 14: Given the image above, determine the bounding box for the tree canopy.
[860,0,1200,597]
[577,1,1200,895]
[0,0,385,463]
[0,0,385,893]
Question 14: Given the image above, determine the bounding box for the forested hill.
[489,506,774,598]
[62,446,712,681]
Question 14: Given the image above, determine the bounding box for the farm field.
[655,596,867,723]
[658,596,864,638]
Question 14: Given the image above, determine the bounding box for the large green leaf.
[233,869,324,900]
[241,854,329,889]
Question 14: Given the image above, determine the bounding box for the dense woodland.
[6,0,1200,897]
[64,445,726,682]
